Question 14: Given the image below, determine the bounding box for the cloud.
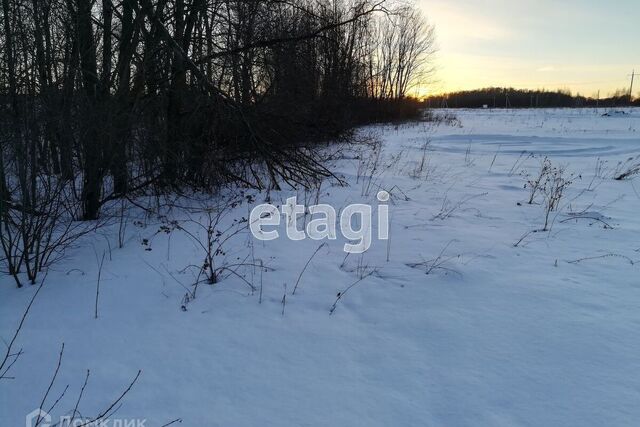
[537,66,555,72]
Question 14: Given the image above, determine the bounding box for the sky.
[415,0,640,97]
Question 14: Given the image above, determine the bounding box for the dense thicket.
[428,88,637,109]
[0,0,435,286]
[0,0,434,221]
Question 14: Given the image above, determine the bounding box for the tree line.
[427,87,639,109]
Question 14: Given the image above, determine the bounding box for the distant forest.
[427,88,640,109]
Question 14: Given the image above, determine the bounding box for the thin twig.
[36,343,65,427]
[329,270,376,315]
[292,242,327,295]
[95,251,106,319]
[559,215,613,229]
[77,370,142,427]
[0,275,46,379]
[69,370,90,424]
[567,253,634,265]
[160,419,183,427]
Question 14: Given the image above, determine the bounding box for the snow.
[2,108,640,426]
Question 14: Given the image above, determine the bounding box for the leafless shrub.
[0,174,96,287]
[140,194,263,307]
[173,197,257,296]
[409,140,431,179]
[432,112,461,127]
[585,157,607,191]
[522,156,552,204]
[356,136,383,197]
[541,166,574,231]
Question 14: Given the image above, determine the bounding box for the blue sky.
[417,0,640,96]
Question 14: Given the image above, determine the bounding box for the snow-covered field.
[3,108,640,426]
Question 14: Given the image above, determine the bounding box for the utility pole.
[629,70,635,104]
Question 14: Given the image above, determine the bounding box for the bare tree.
[0,0,436,277]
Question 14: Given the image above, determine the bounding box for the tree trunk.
[76,0,102,220]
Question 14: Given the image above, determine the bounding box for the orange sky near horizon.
[414,0,640,98]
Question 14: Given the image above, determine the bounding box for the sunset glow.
[418,0,640,97]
